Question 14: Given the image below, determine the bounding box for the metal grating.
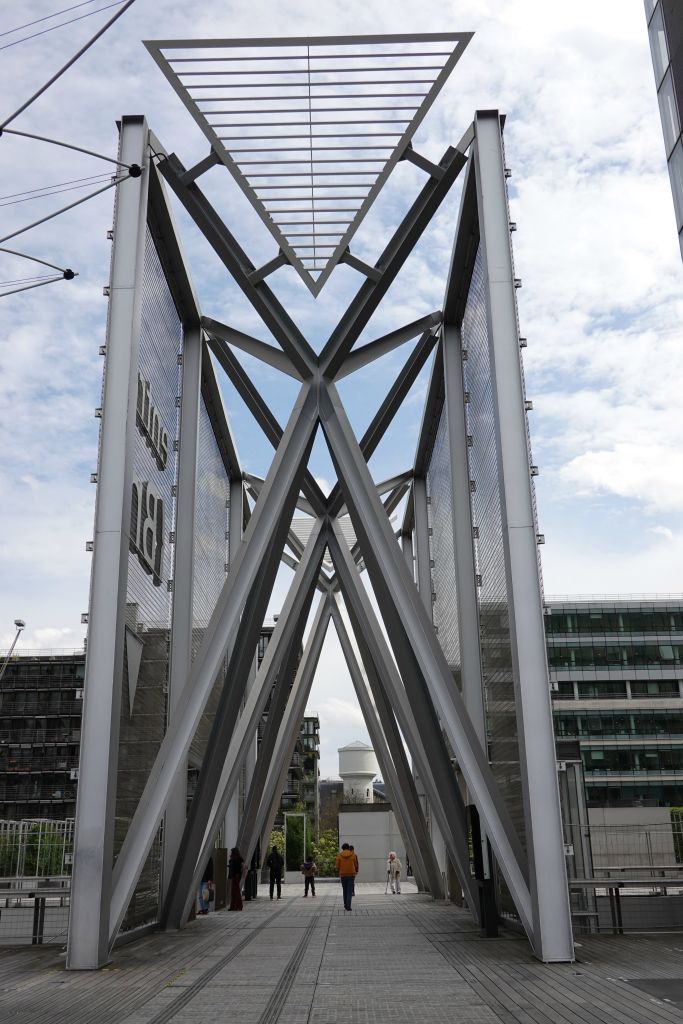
[145,33,471,295]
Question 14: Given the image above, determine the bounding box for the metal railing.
[565,819,683,934]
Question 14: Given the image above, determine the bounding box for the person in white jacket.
[387,851,402,894]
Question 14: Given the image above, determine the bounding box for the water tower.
[338,741,378,803]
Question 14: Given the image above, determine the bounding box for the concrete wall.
[338,806,406,882]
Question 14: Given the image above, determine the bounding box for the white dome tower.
[338,740,378,803]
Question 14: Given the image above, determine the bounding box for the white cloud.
[2,1,683,785]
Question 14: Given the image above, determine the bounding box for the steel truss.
[68,97,573,969]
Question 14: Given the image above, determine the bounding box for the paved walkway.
[2,882,683,1023]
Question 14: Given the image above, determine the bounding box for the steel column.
[473,111,574,961]
[320,381,533,935]
[175,524,328,925]
[413,476,433,613]
[108,382,319,944]
[330,592,444,898]
[68,116,149,970]
[235,574,318,862]
[162,325,203,902]
[441,325,487,744]
[327,524,478,914]
[242,593,330,865]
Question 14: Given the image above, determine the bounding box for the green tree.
[268,829,285,858]
[312,829,340,877]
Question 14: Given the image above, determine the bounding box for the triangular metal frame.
[144,33,472,295]
[69,103,575,972]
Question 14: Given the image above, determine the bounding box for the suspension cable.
[0,0,137,130]
[1,128,135,170]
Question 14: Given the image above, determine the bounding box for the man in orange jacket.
[335,842,356,911]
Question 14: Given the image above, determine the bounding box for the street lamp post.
[0,619,26,685]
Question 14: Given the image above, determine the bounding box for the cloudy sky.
[0,1,681,777]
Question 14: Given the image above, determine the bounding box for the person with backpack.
[335,842,357,911]
[266,845,284,900]
[301,856,317,897]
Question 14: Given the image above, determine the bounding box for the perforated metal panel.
[426,397,460,682]
[462,243,526,851]
[189,394,230,767]
[115,225,182,930]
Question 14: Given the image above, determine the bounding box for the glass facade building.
[646,1,683,258]
[0,651,84,821]
[546,598,683,808]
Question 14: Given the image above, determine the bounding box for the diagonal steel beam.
[208,336,327,517]
[330,591,444,898]
[328,328,438,516]
[108,381,320,945]
[202,316,301,380]
[235,574,318,864]
[160,506,307,929]
[327,524,479,917]
[319,127,472,380]
[335,311,442,380]
[173,522,329,926]
[158,152,317,379]
[320,380,533,936]
[245,472,317,518]
[241,592,330,866]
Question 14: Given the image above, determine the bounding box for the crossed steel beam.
[69,108,573,970]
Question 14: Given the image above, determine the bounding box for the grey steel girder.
[327,328,438,517]
[202,317,301,380]
[162,324,202,903]
[319,380,533,934]
[471,111,573,961]
[241,592,331,866]
[330,591,444,898]
[208,336,327,516]
[319,127,473,380]
[235,573,318,863]
[67,116,149,971]
[327,522,479,917]
[158,152,317,379]
[108,381,319,943]
[175,522,329,926]
[160,510,311,929]
[335,311,442,380]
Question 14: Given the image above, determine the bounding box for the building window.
[659,67,681,156]
[648,4,669,86]
[669,138,683,230]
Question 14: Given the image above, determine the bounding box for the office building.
[546,597,683,810]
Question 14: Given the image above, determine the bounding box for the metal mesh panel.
[426,397,460,681]
[115,225,182,930]
[462,243,527,851]
[189,394,230,767]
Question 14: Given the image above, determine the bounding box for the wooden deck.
[1,882,682,1023]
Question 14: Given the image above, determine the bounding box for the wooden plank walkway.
[1,882,682,1023]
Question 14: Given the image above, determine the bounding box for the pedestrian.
[350,844,359,894]
[266,844,284,900]
[197,856,213,916]
[387,851,402,894]
[301,856,317,897]
[335,842,356,911]
[228,847,244,911]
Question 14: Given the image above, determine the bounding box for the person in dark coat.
[266,845,284,900]
[228,847,244,911]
